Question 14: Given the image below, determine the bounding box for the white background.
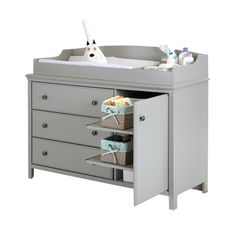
[0,0,235,235]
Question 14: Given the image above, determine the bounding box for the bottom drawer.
[32,138,113,179]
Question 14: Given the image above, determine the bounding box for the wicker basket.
[101,135,133,166]
[101,103,133,130]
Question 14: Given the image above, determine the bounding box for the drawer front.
[32,110,109,147]
[32,83,114,117]
[32,138,113,179]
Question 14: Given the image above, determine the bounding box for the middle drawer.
[32,110,109,147]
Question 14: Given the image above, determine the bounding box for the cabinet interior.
[116,89,163,99]
[88,89,166,184]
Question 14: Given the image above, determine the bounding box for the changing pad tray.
[38,56,159,69]
[31,45,208,89]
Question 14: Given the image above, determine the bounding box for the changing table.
[26,45,208,210]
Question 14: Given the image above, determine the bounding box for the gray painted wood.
[32,82,113,117]
[32,110,110,147]
[27,73,175,92]
[167,92,176,209]
[193,182,208,193]
[32,164,133,188]
[27,46,209,209]
[86,155,133,171]
[172,82,208,195]
[32,138,113,179]
[28,81,34,178]
[169,194,178,210]
[86,121,133,135]
[134,94,168,205]
[32,46,208,88]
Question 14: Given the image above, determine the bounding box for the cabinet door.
[134,94,168,205]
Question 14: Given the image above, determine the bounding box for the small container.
[167,49,178,65]
[182,52,194,65]
[101,102,133,130]
[123,170,134,183]
[178,47,194,66]
[101,135,133,166]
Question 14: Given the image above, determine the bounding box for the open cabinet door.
[134,94,168,205]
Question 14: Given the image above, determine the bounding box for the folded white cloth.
[38,56,159,69]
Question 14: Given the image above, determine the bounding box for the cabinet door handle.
[91,100,98,105]
[92,130,97,136]
[140,115,145,121]
[42,151,48,156]
[42,95,48,100]
[42,123,48,128]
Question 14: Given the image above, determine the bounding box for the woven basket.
[101,135,133,166]
[101,103,133,130]
[101,150,133,166]
[101,112,133,130]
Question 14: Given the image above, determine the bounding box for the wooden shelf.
[86,155,133,171]
[86,121,133,135]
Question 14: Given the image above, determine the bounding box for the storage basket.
[101,102,133,130]
[101,135,133,166]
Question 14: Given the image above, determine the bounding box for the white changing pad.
[38,56,159,69]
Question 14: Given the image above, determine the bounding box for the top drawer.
[32,83,114,117]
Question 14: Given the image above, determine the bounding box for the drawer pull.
[92,130,98,136]
[42,95,48,100]
[91,100,98,106]
[140,115,145,121]
[42,123,48,128]
[42,151,48,156]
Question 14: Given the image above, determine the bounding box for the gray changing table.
[26,46,208,210]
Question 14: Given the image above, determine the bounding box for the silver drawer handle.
[91,100,98,105]
[92,130,97,136]
[42,151,48,156]
[140,116,145,121]
[42,95,48,100]
[42,123,48,128]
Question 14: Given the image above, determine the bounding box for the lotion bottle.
[178,47,194,65]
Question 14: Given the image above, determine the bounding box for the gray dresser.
[27,45,208,210]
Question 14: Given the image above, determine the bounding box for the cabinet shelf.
[86,121,133,135]
[86,155,133,171]
[115,179,133,188]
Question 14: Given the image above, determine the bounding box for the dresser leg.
[193,180,208,193]
[169,194,178,210]
[201,180,208,193]
[28,167,34,179]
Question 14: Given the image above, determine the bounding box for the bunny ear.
[93,39,96,44]
[86,41,90,46]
